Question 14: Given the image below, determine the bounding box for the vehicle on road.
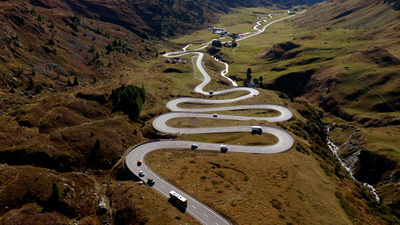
[139,171,145,177]
[169,190,188,207]
[251,126,262,135]
[147,178,155,186]
[209,91,213,95]
[137,160,142,166]
[213,113,218,117]
[191,144,198,150]
[220,145,228,152]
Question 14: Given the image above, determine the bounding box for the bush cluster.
[106,39,133,54]
[110,85,145,120]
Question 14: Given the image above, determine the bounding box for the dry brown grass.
[146,148,384,224]
[0,164,199,224]
[106,180,200,225]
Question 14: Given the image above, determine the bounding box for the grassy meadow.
[146,148,381,224]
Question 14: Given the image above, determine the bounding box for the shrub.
[89,45,96,52]
[49,19,56,29]
[335,191,343,199]
[216,171,225,178]
[271,199,282,210]
[139,216,149,225]
[48,37,56,46]
[42,45,56,54]
[106,39,133,54]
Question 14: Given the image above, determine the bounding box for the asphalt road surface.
[125,13,298,225]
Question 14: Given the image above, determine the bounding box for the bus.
[169,191,188,207]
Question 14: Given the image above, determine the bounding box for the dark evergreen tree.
[212,40,222,47]
[73,77,79,86]
[49,182,61,203]
[231,33,237,40]
[246,68,252,80]
[110,85,146,120]
[232,40,237,47]
[89,45,96,52]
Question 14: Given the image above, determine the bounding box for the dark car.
[147,178,155,186]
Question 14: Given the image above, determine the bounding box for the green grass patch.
[360,126,400,162]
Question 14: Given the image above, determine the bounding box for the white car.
[213,113,218,117]
[139,171,145,177]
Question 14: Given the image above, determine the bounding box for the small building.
[165,58,187,64]
[211,27,228,36]
[244,79,252,87]
[253,78,260,87]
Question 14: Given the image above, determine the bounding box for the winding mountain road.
[125,13,298,225]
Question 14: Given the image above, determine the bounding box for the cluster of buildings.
[209,27,229,37]
[243,78,260,88]
[165,58,188,64]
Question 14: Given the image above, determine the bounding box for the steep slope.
[295,0,400,29]
[282,0,400,118]
[250,0,400,218]
[29,0,324,39]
